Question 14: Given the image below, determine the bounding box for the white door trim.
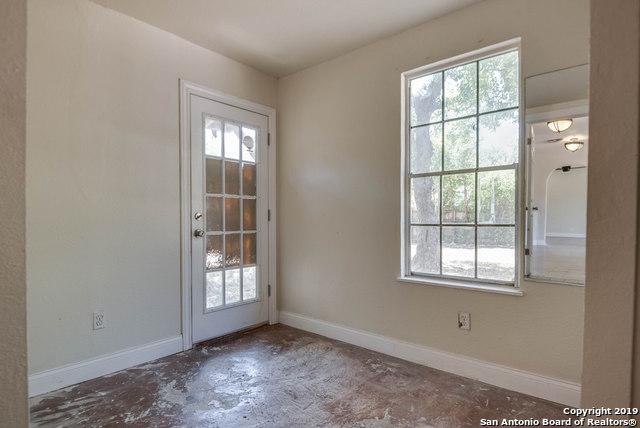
[179,80,277,351]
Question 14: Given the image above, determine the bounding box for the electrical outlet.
[93,310,105,330]
[458,312,470,330]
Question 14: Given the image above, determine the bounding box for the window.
[402,43,520,287]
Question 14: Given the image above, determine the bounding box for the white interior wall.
[546,168,587,238]
[531,139,588,244]
[26,0,276,374]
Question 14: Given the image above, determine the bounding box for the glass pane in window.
[478,170,515,224]
[242,127,257,163]
[442,173,475,223]
[479,109,519,167]
[442,226,475,277]
[225,198,240,231]
[410,123,442,174]
[206,158,222,194]
[225,233,241,267]
[410,73,442,126]
[225,161,240,195]
[225,269,241,304]
[243,233,257,265]
[444,117,476,171]
[478,226,515,281]
[410,226,440,274]
[410,176,440,224]
[479,51,519,113]
[205,235,223,270]
[205,116,222,157]
[224,123,240,160]
[243,266,257,300]
[243,163,256,196]
[206,197,223,231]
[205,271,223,309]
[444,63,477,120]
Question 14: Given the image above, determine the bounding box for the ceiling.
[91,0,480,77]
[531,116,589,147]
[526,64,589,109]
[530,116,589,163]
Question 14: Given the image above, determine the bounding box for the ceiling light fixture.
[564,138,584,152]
[547,119,573,133]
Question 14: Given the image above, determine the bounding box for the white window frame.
[398,39,524,296]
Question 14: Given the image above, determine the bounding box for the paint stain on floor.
[30,325,569,427]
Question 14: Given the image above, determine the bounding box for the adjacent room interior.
[525,65,589,285]
[1,0,640,426]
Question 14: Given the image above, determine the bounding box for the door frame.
[179,79,277,351]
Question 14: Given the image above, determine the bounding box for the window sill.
[397,276,524,296]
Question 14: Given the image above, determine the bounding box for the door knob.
[193,229,205,238]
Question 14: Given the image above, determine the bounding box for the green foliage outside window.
[408,50,519,282]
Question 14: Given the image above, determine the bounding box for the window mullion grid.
[221,121,227,307]
[412,223,514,227]
[439,70,444,276]
[411,163,516,178]
[202,115,209,313]
[239,128,244,303]
[406,50,520,285]
[410,105,518,130]
[474,61,479,280]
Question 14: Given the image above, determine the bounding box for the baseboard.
[546,233,586,239]
[29,335,183,397]
[279,311,580,407]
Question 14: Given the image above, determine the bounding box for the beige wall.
[582,0,640,408]
[26,0,277,374]
[277,0,588,382]
[0,0,28,425]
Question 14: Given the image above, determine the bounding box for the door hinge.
[267,133,271,146]
[268,284,271,297]
[526,137,532,145]
[524,248,530,256]
[267,209,271,221]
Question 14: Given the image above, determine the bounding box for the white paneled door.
[190,94,269,343]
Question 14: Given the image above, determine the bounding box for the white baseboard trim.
[29,335,183,397]
[546,233,586,239]
[279,311,580,407]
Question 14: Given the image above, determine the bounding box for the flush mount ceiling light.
[564,138,584,152]
[547,118,573,133]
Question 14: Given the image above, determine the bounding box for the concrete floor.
[529,237,586,284]
[30,325,568,427]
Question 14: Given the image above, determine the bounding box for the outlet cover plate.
[93,310,105,330]
[458,312,470,330]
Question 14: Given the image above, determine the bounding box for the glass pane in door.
[205,271,223,309]
[203,114,261,311]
